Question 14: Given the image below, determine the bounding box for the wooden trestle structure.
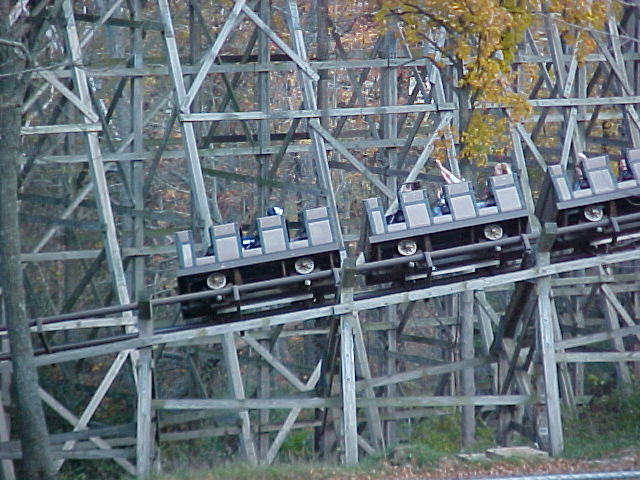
[3,0,640,477]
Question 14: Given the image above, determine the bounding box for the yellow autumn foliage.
[376,0,611,166]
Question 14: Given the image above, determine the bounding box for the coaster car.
[174,206,342,322]
[360,173,530,286]
[536,149,640,253]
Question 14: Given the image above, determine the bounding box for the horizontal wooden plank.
[153,394,530,412]
[556,352,640,363]
[21,123,102,135]
[182,103,455,122]
[556,324,640,350]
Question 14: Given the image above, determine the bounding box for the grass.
[61,386,640,480]
[562,383,640,459]
[152,460,393,480]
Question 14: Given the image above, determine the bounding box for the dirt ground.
[352,448,640,480]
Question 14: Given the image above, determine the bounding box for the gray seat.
[582,155,616,195]
[399,189,432,228]
[363,197,387,235]
[174,230,198,268]
[489,173,523,212]
[548,165,572,202]
[304,207,335,246]
[257,214,289,254]
[444,181,478,221]
[210,223,243,262]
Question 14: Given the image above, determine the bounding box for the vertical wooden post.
[352,314,385,452]
[339,259,358,465]
[386,316,397,446]
[601,289,632,386]
[258,338,271,458]
[536,277,564,456]
[534,223,563,456]
[221,332,258,464]
[136,292,154,478]
[460,290,475,448]
[341,314,358,465]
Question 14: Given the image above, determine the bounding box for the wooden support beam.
[460,290,475,448]
[243,333,313,392]
[352,314,385,452]
[221,332,258,464]
[156,0,213,241]
[264,362,322,465]
[338,259,358,465]
[136,294,154,477]
[536,277,564,456]
[39,388,135,475]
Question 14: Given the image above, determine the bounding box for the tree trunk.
[0,7,57,479]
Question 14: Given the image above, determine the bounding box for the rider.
[618,158,634,182]
[243,204,285,249]
[482,162,512,207]
[433,159,463,215]
[573,153,590,190]
[386,181,422,224]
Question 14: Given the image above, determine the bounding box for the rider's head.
[267,205,285,216]
[399,181,421,193]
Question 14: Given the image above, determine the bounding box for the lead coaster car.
[536,150,640,254]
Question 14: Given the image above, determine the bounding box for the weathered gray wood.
[221,332,258,464]
[62,0,132,310]
[600,281,640,340]
[550,301,576,410]
[474,291,497,355]
[242,333,312,392]
[460,291,475,448]
[21,123,102,134]
[153,394,530,411]
[264,362,321,465]
[309,120,395,200]
[284,0,343,248]
[556,352,640,362]
[36,71,99,122]
[555,322,640,349]
[136,295,153,477]
[338,259,358,465]
[39,388,136,474]
[352,314,385,452]
[23,249,640,370]
[156,0,212,241]
[601,284,633,385]
[536,277,564,456]
[355,357,489,391]
[0,448,134,460]
[54,350,132,471]
[181,0,248,112]
[385,319,397,446]
[241,4,318,82]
